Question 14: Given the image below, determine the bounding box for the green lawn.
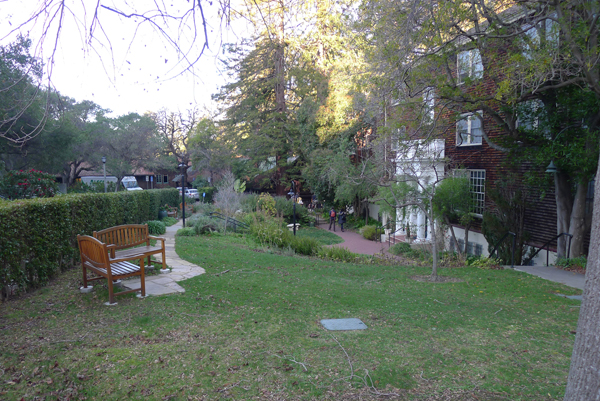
[295,226,345,245]
[0,233,581,400]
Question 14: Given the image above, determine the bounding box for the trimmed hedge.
[0,188,179,299]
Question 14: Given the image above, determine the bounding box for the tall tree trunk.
[555,172,574,258]
[569,181,588,258]
[563,158,600,400]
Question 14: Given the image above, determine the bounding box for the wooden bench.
[93,224,166,270]
[78,235,146,304]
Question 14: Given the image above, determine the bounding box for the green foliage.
[0,169,59,199]
[432,176,472,223]
[273,196,311,225]
[240,193,259,213]
[192,201,214,215]
[190,214,222,235]
[161,217,179,227]
[176,227,196,237]
[482,176,531,265]
[256,193,276,216]
[317,246,363,263]
[389,242,412,255]
[465,256,502,270]
[250,217,293,249]
[555,256,587,271]
[360,225,378,241]
[289,237,322,256]
[146,220,166,235]
[0,188,178,298]
[234,179,246,193]
[196,187,216,203]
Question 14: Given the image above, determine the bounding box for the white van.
[122,176,143,191]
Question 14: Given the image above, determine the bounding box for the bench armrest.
[148,236,166,244]
[106,244,117,258]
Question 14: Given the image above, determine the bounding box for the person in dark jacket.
[338,210,347,232]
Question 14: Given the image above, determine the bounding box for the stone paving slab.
[121,220,205,297]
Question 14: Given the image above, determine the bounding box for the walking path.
[318,220,391,256]
[123,218,584,298]
[123,220,205,296]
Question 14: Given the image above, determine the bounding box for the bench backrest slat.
[93,224,149,250]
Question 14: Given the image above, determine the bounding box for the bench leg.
[107,279,116,305]
[82,264,88,288]
[161,248,166,269]
[139,259,146,297]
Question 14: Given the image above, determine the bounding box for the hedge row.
[0,188,179,300]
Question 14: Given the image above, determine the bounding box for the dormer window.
[457,49,483,83]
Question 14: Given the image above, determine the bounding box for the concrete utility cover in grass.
[321,318,368,331]
[556,293,583,301]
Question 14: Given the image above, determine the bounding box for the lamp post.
[288,181,297,236]
[178,163,186,227]
[102,156,107,193]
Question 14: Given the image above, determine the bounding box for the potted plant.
[158,205,168,220]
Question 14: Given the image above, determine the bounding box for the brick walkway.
[317,221,392,256]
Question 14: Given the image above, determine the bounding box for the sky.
[0,0,248,117]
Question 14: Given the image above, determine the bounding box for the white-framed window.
[456,111,483,146]
[391,126,406,151]
[457,49,483,83]
[423,88,435,124]
[522,15,559,58]
[469,169,486,216]
[516,99,545,132]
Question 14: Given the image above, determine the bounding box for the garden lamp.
[178,162,186,227]
[102,156,107,193]
[545,160,558,174]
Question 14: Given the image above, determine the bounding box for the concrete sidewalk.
[513,265,585,290]
[123,220,206,296]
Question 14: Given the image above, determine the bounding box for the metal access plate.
[556,293,583,301]
[320,318,368,331]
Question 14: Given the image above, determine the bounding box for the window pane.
[472,49,483,78]
[164,175,168,183]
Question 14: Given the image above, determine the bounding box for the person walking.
[338,210,346,232]
[328,208,337,231]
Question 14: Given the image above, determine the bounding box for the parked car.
[185,188,200,201]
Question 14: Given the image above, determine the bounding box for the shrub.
[389,242,412,255]
[290,237,322,256]
[257,193,277,216]
[192,214,222,235]
[192,202,215,215]
[250,217,293,249]
[161,216,178,227]
[240,193,260,212]
[555,256,587,270]
[465,255,502,269]
[196,186,216,203]
[273,196,311,225]
[0,169,59,199]
[147,220,166,235]
[176,227,196,237]
[360,225,379,241]
[317,246,362,263]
